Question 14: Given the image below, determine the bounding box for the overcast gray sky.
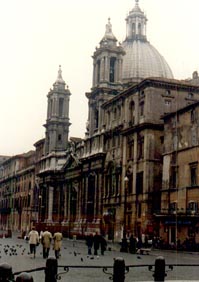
[1,0,199,156]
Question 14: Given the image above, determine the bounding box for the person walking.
[53,231,63,259]
[85,233,93,255]
[41,228,52,259]
[100,235,107,255]
[28,226,39,259]
[129,234,137,254]
[136,237,143,254]
[93,232,100,256]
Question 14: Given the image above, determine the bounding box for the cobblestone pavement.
[1,233,199,281]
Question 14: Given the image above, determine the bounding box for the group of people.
[28,226,62,259]
[85,232,107,256]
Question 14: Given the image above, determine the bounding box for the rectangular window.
[188,92,194,99]
[169,202,177,214]
[165,100,171,106]
[188,201,198,214]
[140,102,144,116]
[137,136,144,160]
[170,166,177,188]
[127,174,133,194]
[190,164,197,186]
[128,141,134,159]
[136,172,143,194]
[112,135,116,147]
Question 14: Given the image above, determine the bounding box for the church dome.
[122,40,173,82]
[122,0,173,83]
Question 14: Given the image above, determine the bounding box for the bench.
[136,247,151,255]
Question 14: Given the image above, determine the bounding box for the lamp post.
[38,195,42,224]
[120,176,129,252]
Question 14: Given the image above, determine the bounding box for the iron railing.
[1,255,199,282]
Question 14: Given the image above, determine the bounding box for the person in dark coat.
[100,235,107,255]
[86,233,93,255]
[93,232,100,255]
[136,237,143,254]
[129,234,137,254]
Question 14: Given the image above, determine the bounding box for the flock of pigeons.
[0,243,101,262]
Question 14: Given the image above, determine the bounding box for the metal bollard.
[0,262,13,281]
[113,257,125,282]
[45,257,58,282]
[16,272,34,282]
[153,256,166,282]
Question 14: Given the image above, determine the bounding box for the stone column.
[53,98,56,116]
[93,62,96,87]
[55,97,58,117]
[47,186,54,222]
[115,59,118,82]
[100,58,103,82]
[118,59,123,83]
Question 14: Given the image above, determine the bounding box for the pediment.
[63,153,81,171]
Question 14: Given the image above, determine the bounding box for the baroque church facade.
[1,0,199,244]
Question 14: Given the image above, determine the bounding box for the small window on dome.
[166,90,171,96]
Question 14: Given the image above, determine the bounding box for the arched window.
[132,23,136,35]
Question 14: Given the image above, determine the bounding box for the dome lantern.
[125,0,147,42]
[122,1,173,83]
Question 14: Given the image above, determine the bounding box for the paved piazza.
[0,232,199,281]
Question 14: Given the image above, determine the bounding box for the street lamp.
[38,195,42,224]
[120,176,129,252]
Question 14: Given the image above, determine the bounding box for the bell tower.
[44,66,71,155]
[86,19,125,136]
[92,18,125,89]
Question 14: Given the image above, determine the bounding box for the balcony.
[154,208,199,217]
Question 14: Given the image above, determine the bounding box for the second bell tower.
[44,66,71,155]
